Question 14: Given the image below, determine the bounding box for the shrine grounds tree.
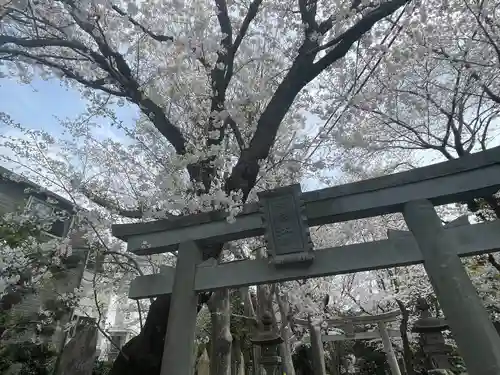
[312,0,500,300]
[305,0,500,179]
[305,8,500,353]
[5,0,500,374]
[0,210,81,375]
[0,209,79,325]
[312,0,500,365]
[0,0,414,373]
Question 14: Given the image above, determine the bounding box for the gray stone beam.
[321,329,401,342]
[128,220,500,299]
[112,146,500,255]
[294,310,401,327]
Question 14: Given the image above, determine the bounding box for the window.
[26,196,71,238]
[30,199,53,218]
[108,332,128,361]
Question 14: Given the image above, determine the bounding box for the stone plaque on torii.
[258,184,314,267]
[112,146,500,375]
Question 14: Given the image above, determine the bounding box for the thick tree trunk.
[232,336,245,375]
[395,299,415,375]
[208,289,233,375]
[308,318,327,375]
[329,342,342,375]
[239,287,257,375]
[108,295,171,375]
[197,348,211,375]
[108,293,209,375]
[279,323,296,375]
[106,0,411,357]
[275,287,295,375]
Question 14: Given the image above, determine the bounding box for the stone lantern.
[250,311,284,375]
[412,298,453,370]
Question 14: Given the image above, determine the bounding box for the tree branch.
[0,35,87,50]
[488,254,500,273]
[199,0,264,191]
[464,1,500,66]
[311,0,408,76]
[231,0,261,56]
[78,184,144,219]
[225,116,246,150]
[433,47,500,105]
[225,0,409,199]
[0,31,191,158]
[111,4,210,69]
[111,5,173,42]
[298,0,319,32]
[0,4,14,22]
[78,183,179,220]
[214,0,232,51]
[226,0,263,86]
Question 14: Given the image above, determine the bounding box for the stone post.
[378,321,402,375]
[160,241,202,375]
[403,200,500,375]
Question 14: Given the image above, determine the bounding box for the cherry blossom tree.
[307,0,500,338]
[0,116,419,373]
[289,0,500,180]
[8,0,499,373]
[0,104,344,373]
[0,0,414,373]
[0,202,84,374]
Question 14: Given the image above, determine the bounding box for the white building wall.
[74,269,141,361]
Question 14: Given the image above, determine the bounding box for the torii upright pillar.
[160,241,202,375]
[404,199,500,375]
[378,321,402,375]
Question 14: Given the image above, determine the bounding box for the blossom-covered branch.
[225,0,411,198]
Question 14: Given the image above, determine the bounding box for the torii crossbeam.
[127,217,499,299]
[113,146,500,375]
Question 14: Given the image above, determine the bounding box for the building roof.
[0,164,77,212]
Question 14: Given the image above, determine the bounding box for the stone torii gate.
[112,146,500,375]
[297,310,402,375]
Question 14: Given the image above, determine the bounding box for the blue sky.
[1,78,86,133]
[0,76,332,196]
[0,77,138,135]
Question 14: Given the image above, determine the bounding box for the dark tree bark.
[395,299,415,375]
[109,295,171,375]
[231,335,244,375]
[109,293,210,375]
[308,318,327,375]
[208,289,232,375]
[329,342,343,375]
